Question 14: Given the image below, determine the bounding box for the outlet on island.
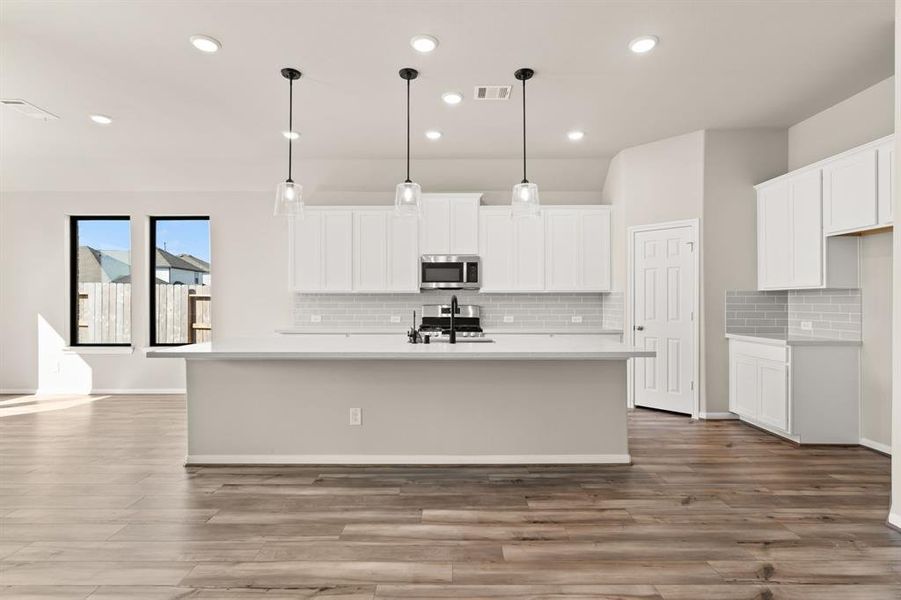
[349,407,362,426]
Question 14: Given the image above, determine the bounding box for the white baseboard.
[860,437,891,455]
[699,412,739,420]
[186,453,633,466]
[1,388,185,396]
[888,509,901,531]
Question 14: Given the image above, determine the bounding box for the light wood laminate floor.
[0,393,898,599]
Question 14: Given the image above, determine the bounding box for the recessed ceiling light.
[190,34,221,53]
[441,92,463,105]
[567,130,585,141]
[282,130,300,140]
[425,130,442,140]
[629,35,658,54]
[89,114,112,125]
[410,34,439,53]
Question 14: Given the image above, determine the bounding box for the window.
[149,217,211,346]
[70,216,132,346]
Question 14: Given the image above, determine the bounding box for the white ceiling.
[0,0,894,190]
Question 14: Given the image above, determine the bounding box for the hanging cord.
[405,76,411,183]
[287,78,294,182]
[521,76,527,184]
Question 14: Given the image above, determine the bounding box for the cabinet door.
[322,211,353,292]
[823,148,877,234]
[877,140,894,226]
[450,198,480,255]
[757,181,793,289]
[479,210,514,291]
[758,358,788,432]
[514,215,545,291]
[353,211,388,291]
[420,197,450,255]
[388,215,419,291]
[582,208,611,291]
[789,169,824,288]
[292,212,323,291]
[545,211,580,291]
[730,353,759,418]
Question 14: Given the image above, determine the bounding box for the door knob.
[634,325,644,331]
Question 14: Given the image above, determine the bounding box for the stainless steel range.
[417,303,493,343]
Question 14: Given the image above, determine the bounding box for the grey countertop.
[725,333,862,347]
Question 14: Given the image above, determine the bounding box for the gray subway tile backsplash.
[293,291,624,332]
[724,289,861,341]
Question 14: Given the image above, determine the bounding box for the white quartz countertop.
[146,334,654,361]
[725,333,862,347]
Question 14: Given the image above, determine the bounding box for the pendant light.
[395,67,422,216]
[274,67,304,217]
[512,67,539,218]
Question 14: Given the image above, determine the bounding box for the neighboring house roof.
[176,253,210,273]
[155,248,207,273]
[78,246,104,281]
[112,274,167,284]
[78,246,130,282]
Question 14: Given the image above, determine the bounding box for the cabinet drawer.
[729,340,787,363]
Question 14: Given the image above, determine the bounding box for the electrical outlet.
[800,321,813,331]
[310,315,322,323]
[571,315,583,323]
[349,407,362,426]
[503,315,514,323]
[390,315,401,323]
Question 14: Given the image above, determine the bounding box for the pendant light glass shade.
[396,68,421,217]
[275,180,304,217]
[274,67,304,217]
[395,181,422,216]
[511,181,540,218]
[512,68,539,218]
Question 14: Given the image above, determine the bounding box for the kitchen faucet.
[449,295,458,344]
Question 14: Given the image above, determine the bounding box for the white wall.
[702,130,789,415]
[0,191,290,393]
[0,158,608,393]
[891,0,901,529]
[787,76,894,450]
[788,77,895,170]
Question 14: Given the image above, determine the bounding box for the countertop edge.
[725,333,862,347]
[147,351,654,360]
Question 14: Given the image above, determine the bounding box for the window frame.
[148,216,211,347]
[69,215,133,347]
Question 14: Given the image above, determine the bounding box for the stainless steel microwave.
[420,255,480,290]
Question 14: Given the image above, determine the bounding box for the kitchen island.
[148,334,653,466]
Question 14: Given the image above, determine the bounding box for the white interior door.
[632,224,696,415]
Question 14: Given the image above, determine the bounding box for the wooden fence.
[77,283,211,345]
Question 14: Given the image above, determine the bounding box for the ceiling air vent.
[1,99,59,120]
[474,85,512,101]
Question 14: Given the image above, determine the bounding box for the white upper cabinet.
[480,205,611,293]
[479,207,545,292]
[545,207,611,292]
[292,208,418,293]
[420,194,481,255]
[877,139,894,226]
[292,210,353,292]
[823,148,877,234]
[757,170,822,290]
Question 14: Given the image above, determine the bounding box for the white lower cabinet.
[728,336,859,444]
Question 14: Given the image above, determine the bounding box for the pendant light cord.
[521,76,528,184]
[405,77,411,183]
[287,78,294,182]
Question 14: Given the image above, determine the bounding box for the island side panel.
[185,359,629,464]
